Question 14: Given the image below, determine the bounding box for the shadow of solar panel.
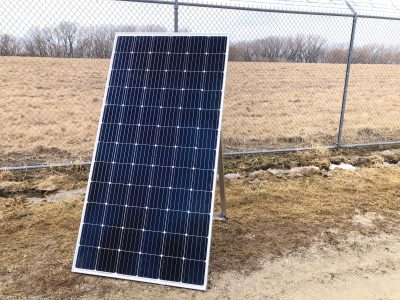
[72,33,229,291]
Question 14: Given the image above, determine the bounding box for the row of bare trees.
[2,22,400,64]
[0,22,167,58]
[230,35,400,64]
[230,35,328,63]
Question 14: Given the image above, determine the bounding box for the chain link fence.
[1,0,400,168]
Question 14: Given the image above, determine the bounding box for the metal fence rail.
[0,0,400,169]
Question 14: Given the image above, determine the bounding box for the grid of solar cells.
[73,34,228,289]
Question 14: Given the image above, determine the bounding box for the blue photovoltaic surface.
[72,34,228,289]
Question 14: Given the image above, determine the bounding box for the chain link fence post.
[174,0,179,32]
[337,1,357,148]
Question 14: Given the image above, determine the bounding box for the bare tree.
[6,24,400,63]
[322,46,347,63]
[139,24,167,32]
[303,35,327,63]
[42,27,63,57]
[24,28,49,56]
[285,36,306,62]
[229,35,399,65]
[0,34,20,55]
[251,36,286,62]
[229,41,255,62]
[55,22,78,57]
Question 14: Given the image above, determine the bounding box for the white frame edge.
[203,34,230,290]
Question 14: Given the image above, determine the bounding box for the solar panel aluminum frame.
[72,32,230,291]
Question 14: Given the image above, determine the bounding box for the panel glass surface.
[73,34,228,290]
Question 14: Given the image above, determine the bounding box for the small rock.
[352,214,374,227]
[382,162,400,167]
[224,173,241,180]
[268,166,319,175]
[329,163,356,171]
[372,149,400,156]
[247,170,267,178]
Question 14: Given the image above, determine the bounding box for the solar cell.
[72,33,229,290]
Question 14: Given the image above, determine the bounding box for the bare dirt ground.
[206,233,400,300]
[1,57,400,166]
[1,149,400,299]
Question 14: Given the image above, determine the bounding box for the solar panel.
[72,33,229,290]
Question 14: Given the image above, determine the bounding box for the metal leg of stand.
[213,138,227,221]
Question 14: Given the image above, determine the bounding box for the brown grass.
[1,56,400,166]
[1,151,400,298]
[223,145,400,173]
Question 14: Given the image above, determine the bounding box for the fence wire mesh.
[0,0,399,168]
[343,17,400,145]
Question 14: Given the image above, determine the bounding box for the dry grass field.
[1,149,400,298]
[0,56,400,166]
[1,55,400,298]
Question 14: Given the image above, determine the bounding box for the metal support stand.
[213,137,227,221]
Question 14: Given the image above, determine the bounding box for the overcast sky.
[1,0,400,46]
